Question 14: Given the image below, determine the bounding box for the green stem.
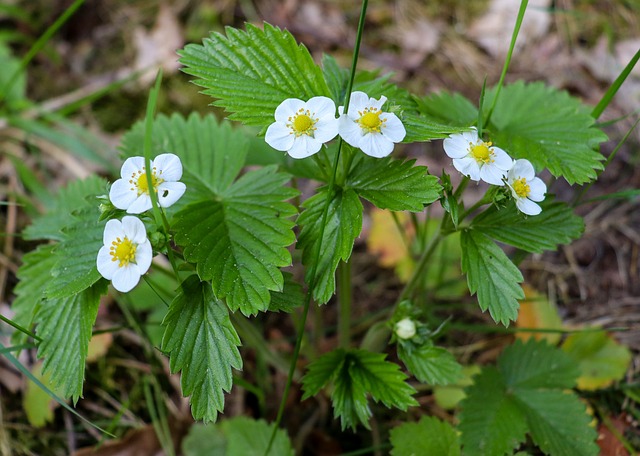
[266,1,369,452]
[338,260,352,349]
[484,0,528,127]
[0,313,42,342]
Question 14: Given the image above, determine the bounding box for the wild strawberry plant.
[6,0,637,454]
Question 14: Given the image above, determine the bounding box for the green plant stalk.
[338,260,352,348]
[592,48,640,120]
[266,1,369,452]
[0,313,42,342]
[0,0,85,104]
[143,376,175,456]
[484,0,529,127]
[476,77,487,137]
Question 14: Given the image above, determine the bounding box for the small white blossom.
[395,318,417,340]
[506,159,546,216]
[265,96,339,159]
[338,91,406,158]
[109,153,186,214]
[443,128,512,185]
[97,216,153,293]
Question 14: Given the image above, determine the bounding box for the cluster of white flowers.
[97,153,186,292]
[265,91,406,159]
[443,128,547,216]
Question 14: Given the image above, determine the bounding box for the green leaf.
[346,155,441,212]
[119,113,250,205]
[561,331,632,390]
[459,367,527,456]
[35,281,106,402]
[297,187,362,304]
[303,349,417,431]
[460,230,524,325]
[23,176,107,241]
[223,417,294,456]
[471,200,584,253]
[415,91,478,127]
[173,166,298,316]
[0,42,26,105]
[46,207,105,298]
[390,416,460,456]
[397,343,462,386]
[182,424,226,456]
[161,275,242,422]
[268,272,304,313]
[402,112,463,143]
[11,244,57,344]
[179,23,330,126]
[322,54,348,103]
[515,389,599,456]
[23,362,57,427]
[499,339,578,390]
[487,81,607,185]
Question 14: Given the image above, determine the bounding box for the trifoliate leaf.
[415,91,478,127]
[179,23,331,126]
[35,281,106,402]
[222,417,294,456]
[561,331,632,390]
[459,367,528,456]
[161,275,242,422]
[397,343,462,386]
[499,339,578,390]
[461,230,524,325]
[515,389,599,456]
[302,349,417,430]
[487,81,607,185]
[11,244,57,344]
[471,200,584,253]
[46,207,105,298]
[173,166,298,316]
[119,113,249,205]
[297,187,362,304]
[268,272,304,313]
[23,176,106,241]
[390,416,460,456]
[346,155,441,212]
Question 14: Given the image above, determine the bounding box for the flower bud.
[395,318,416,340]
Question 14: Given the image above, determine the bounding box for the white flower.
[395,318,417,340]
[109,153,186,214]
[506,159,546,216]
[443,128,512,186]
[265,96,339,159]
[97,216,153,293]
[338,91,406,158]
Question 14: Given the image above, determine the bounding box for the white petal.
[491,147,513,171]
[346,91,370,116]
[96,246,118,279]
[126,195,152,214]
[121,216,147,244]
[453,157,481,181]
[120,156,145,179]
[109,179,138,210]
[274,98,305,122]
[360,133,394,158]
[516,198,542,216]
[157,181,187,208]
[380,113,406,143]
[111,265,141,293]
[528,177,547,202]
[338,115,363,148]
[313,117,339,143]
[480,163,508,186]
[153,153,183,181]
[135,240,153,274]
[103,219,125,245]
[511,158,535,180]
[368,95,387,110]
[461,128,479,143]
[288,136,321,159]
[443,135,470,159]
[265,122,295,151]
[308,96,336,120]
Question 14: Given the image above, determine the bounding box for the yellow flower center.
[110,236,137,267]
[288,109,317,137]
[129,167,164,196]
[357,108,385,133]
[512,177,531,198]
[470,141,494,164]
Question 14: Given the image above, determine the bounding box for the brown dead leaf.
[516,283,563,344]
[86,332,113,363]
[597,414,631,456]
[366,209,415,281]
